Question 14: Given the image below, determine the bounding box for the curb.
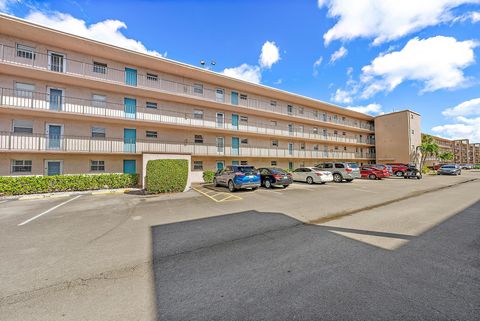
[3,188,141,201]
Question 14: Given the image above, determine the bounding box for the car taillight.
[346,168,352,172]
[287,173,292,177]
[273,174,283,179]
[315,172,323,176]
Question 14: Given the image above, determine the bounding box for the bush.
[145,159,188,194]
[202,170,216,183]
[0,173,138,196]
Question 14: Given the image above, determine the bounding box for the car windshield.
[347,163,359,168]
[270,168,287,174]
[441,165,456,169]
[235,166,256,174]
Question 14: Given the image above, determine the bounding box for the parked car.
[429,163,449,171]
[370,164,392,177]
[315,162,361,182]
[386,163,409,177]
[403,165,422,179]
[291,167,333,184]
[460,164,473,170]
[258,167,293,188]
[213,165,260,192]
[360,165,390,180]
[437,164,461,175]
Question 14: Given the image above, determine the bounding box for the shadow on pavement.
[151,203,480,321]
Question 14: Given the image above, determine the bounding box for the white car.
[291,167,334,184]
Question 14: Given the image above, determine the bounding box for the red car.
[360,165,390,180]
[386,163,409,177]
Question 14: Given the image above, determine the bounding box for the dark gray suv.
[315,162,361,182]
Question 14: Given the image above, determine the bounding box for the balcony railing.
[0,44,374,132]
[0,88,376,145]
[0,131,376,159]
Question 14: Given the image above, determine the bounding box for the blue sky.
[1,0,480,141]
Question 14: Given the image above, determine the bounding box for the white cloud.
[345,103,383,115]
[432,98,480,141]
[273,78,283,85]
[442,98,480,117]
[312,56,323,77]
[331,89,353,104]
[359,36,477,98]
[329,46,348,63]
[222,40,280,84]
[318,0,480,45]
[24,11,163,57]
[454,11,480,23]
[0,0,17,11]
[259,41,280,69]
[222,64,261,84]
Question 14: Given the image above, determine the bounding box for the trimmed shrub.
[145,159,188,194]
[202,170,216,183]
[0,174,138,196]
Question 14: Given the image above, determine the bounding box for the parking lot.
[0,171,479,321]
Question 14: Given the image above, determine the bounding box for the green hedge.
[0,174,138,196]
[202,170,216,183]
[145,159,188,193]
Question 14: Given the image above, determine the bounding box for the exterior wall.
[374,110,421,164]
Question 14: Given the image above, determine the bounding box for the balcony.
[0,44,375,132]
[0,88,375,146]
[0,132,376,160]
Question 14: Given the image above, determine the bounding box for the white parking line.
[18,195,81,226]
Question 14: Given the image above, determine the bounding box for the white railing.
[0,43,375,132]
[0,132,376,159]
[0,87,376,145]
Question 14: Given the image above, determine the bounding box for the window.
[287,105,293,114]
[193,83,204,95]
[92,94,107,108]
[240,160,248,165]
[298,107,304,115]
[193,109,204,120]
[240,94,248,100]
[91,127,106,138]
[313,144,319,151]
[15,82,35,97]
[193,160,203,171]
[272,140,279,147]
[298,125,304,133]
[342,132,346,136]
[313,127,318,134]
[412,129,415,134]
[288,162,293,170]
[146,101,157,109]
[271,160,277,166]
[334,130,338,135]
[11,160,32,173]
[335,163,345,168]
[13,120,33,133]
[241,138,248,144]
[216,137,225,152]
[146,130,158,138]
[90,160,105,171]
[300,142,305,150]
[342,117,346,121]
[147,73,158,82]
[270,100,277,107]
[271,120,277,127]
[240,116,248,123]
[194,135,204,144]
[93,62,107,74]
[313,110,319,118]
[344,146,347,151]
[16,44,35,60]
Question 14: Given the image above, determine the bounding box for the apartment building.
[421,135,479,166]
[424,134,455,166]
[0,15,377,183]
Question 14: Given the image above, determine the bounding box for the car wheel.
[213,177,218,187]
[265,180,272,189]
[228,180,236,192]
[368,174,376,180]
[333,173,342,183]
[395,171,404,177]
[306,176,314,184]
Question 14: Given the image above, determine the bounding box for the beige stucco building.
[0,15,379,183]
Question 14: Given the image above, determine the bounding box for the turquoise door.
[216,162,224,171]
[231,91,238,105]
[49,88,63,111]
[125,68,137,86]
[123,160,136,174]
[232,160,239,165]
[232,137,239,155]
[124,128,136,153]
[124,97,137,119]
[47,161,61,176]
[232,114,239,130]
[48,125,62,149]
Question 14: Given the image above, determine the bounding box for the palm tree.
[419,134,439,171]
